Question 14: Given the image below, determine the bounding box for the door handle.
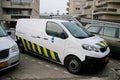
[31,35,41,39]
[43,38,48,40]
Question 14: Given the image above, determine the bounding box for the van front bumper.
[82,55,109,72]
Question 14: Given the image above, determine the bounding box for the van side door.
[42,21,68,63]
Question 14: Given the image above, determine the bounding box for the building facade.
[94,0,120,22]
[67,0,85,17]
[0,0,40,28]
[80,0,94,19]
[67,0,120,22]
[0,0,2,20]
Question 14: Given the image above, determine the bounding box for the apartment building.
[80,0,94,19]
[0,0,2,20]
[67,0,120,22]
[67,0,85,17]
[94,0,120,22]
[0,0,40,28]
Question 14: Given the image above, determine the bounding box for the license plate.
[0,61,8,68]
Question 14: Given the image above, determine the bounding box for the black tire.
[65,56,82,74]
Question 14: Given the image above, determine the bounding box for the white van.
[16,19,109,74]
[0,21,19,71]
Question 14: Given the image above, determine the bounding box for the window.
[62,22,93,39]
[0,24,7,37]
[103,27,116,37]
[87,26,100,34]
[46,22,67,38]
[119,29,120,38]
[99,27,104,35]
[11,0,32,4]
[76,8,80,11]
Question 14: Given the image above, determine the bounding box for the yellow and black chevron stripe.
[96,41,108,48]
[16,36,61,62]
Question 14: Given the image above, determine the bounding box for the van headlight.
[82,44,99,52]
[10,44,19,53]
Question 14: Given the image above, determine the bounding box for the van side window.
[46,22,67,39]
[103,27,116,38]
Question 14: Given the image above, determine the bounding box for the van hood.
[0,36,16,51]
[80,35,108,48]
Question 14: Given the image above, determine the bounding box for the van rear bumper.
[82,55,109,72]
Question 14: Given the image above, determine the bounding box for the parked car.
[0,21,19,71]
[15,19,109,74]
[86,23,120,57]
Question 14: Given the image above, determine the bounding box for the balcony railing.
[96,0,120,6]
[1,1,33,9]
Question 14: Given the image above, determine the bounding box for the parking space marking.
[45,65,50,68]
[38,62,43,64]
[25,57,28,59]
[63,71,69,74]
[32,59,36,62]
[54,67,59,71]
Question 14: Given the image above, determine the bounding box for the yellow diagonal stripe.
[37,45,42,54]
[50,50,56,60]
[17,36,20,40]
[26,40,31,50]
[103,41,108,47]
[43,48,48,57]
[99,42,106,47]
[31,43,36,52]
[21,38,27,51]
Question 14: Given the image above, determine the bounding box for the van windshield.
[62,22,94,39]
[0,24,7,37]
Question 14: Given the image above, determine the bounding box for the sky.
[40,0,68,14]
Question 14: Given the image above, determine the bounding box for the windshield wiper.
[76,36,88,39]
[0,35,8,37]
[89,34,95,37]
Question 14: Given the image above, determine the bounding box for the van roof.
[17,19,69,23]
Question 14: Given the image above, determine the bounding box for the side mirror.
[60,32,68,39]
[7,31,11,35]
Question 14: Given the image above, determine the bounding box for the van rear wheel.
[65,56,82,74]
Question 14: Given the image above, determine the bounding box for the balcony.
[67,2,70,6]
[94,7,120,15]
[1,1,33,9]
[66,8,69,11]
[2,14,31,21]
[96,0,120,7]
[81,9,92,16]
[84,1,93,9]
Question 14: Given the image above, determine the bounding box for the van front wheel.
[65,56,82,74]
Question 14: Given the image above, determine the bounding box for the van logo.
[96,41,108,48]
[51,37,55,43]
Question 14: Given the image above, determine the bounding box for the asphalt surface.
[0,52,120,80]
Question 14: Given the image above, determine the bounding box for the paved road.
[0,52,120,80]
